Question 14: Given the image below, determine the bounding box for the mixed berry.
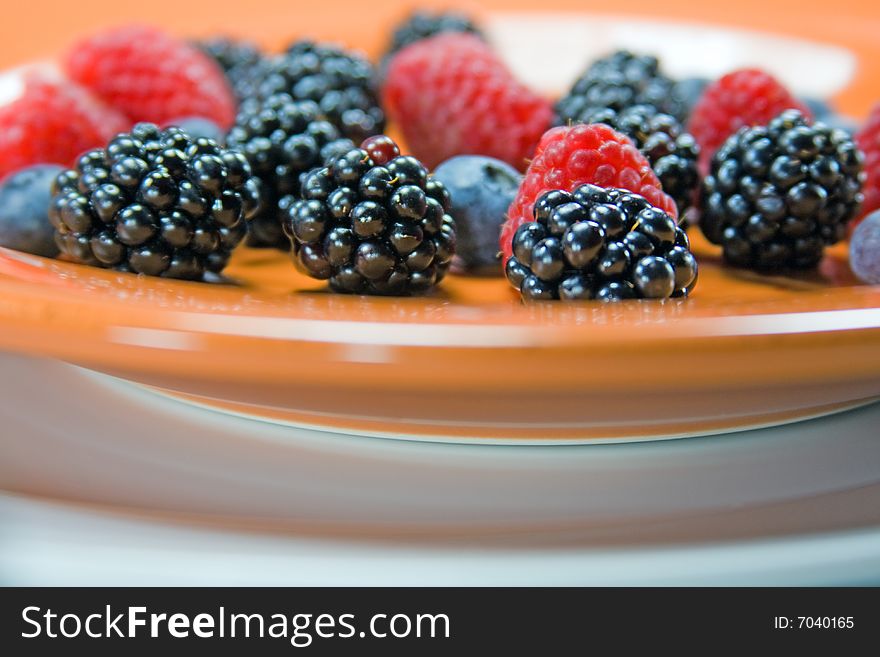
[0,17,877,298]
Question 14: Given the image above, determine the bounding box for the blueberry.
[432,155,521,271]
[674,77,710,116]
[165,117,226,145]
[850,211,880,284]
[800,96,832,120]
[0,165,63,257]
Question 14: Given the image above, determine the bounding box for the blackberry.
[196,37,266,102]
[556,50,685,124]
[226,94,354,249]
[283,137,456,295]
[382,10,483,66]
[253,40,384,143]
[505,185,697,301]
[700,109,864,270]
[48,122,261,280]
[572,105,699,218]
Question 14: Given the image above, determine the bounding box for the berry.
[850,210,880,284]
[0,75,128,181]
[382,33,553,170]
[196,37,265,102]
[687,68,811,174]
[675,77,710,120]
[65,25,236,130]
[226,93,354,249]
[0,165,63,257]
[500,123,679,261]
[433,155,522,270]
[165,117,225,144]
[567,105,699,217]
[252,40,384,143]
[48,123,261,279]
[381,10,483,69]
[505,185,696,301]
[700,110,863,270]
[855,103,880,222]
[555,50,685,124]
[282,139,456,295]
[361,135,400,166]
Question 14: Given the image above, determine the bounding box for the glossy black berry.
[700,110,864,270]
[250,40,384,143]
[283,140,456,295]
[561,105,699,219]
[226,94,354,249]
[196,37,266,102]
[48,123,258,280]
[505,185,697,301]
[555,50,686,124]
[382,10,483,71]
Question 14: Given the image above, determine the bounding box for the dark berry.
[251,40,384,143]
[555,50,685,124]
[0,164,63,257]
[382,10,483,67]
[505,185,697,301]
[700,110,864,270]
[226,94,354,249]
[361,135,400,166]
[282,140,455,295]
[48,123,257,279]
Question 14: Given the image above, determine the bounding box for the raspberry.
[687,69,811,174]
[499,123,678,261]
[65,25,236,130]
[0,75,128,181]
[855,103,880,222]
[382,33,553,171]
[569,105,699,218]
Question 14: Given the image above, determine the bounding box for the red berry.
[361,135,400,166]
[499,124,678,261]
[687,68,811,174]
[383,33,553,171]
[65,25,236,130]
[0,74,128,181]
[856,103,880,224]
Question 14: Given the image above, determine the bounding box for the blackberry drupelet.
[196,37,267,102]
[572,105,699,218]
[48,122,261,279]
[555,50,685,124]
[505,185,697,301]
[283,137,456,295]
[700,109,864,270]
[226,93,354,249]
[382,10,483,66]
[254,40,384,143]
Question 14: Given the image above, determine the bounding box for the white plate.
[2,351,880,584]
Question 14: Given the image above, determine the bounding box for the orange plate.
[0,3,879,443]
